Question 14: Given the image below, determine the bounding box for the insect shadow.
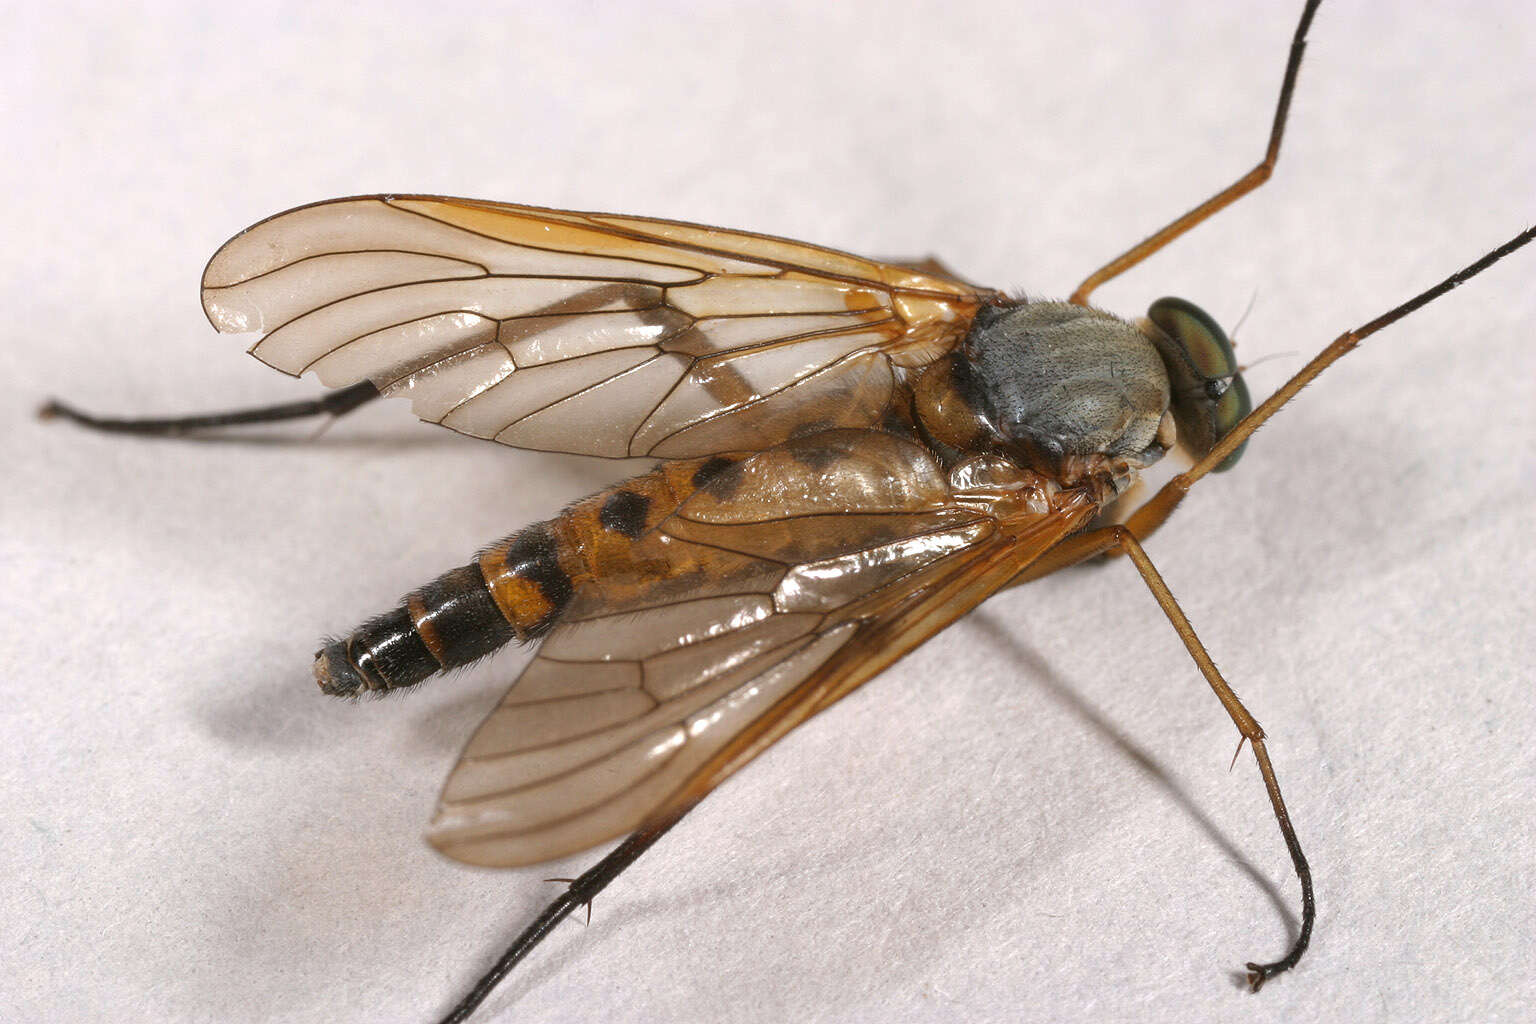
[967,612,1299,978]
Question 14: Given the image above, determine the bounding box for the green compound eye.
[1147,296,1252,472]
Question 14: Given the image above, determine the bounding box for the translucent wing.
[201,196,995,458]
[428,430,1098,867]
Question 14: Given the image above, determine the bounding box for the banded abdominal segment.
[313,550,540,697]
[313,453,746,696]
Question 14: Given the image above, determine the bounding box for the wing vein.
[389,201,726,280]
[459,636,821,820]
[203,248,493,289]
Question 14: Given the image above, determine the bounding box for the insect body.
[212,195,1226,868]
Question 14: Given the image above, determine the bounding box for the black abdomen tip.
[314,643,366,697]
[313,606,438,696]
[314,559,524,699]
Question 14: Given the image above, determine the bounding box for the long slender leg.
[1069,0,1322,306]
[38,380,380,437]
[437,801,696,1024]
[1124,226,1536,541]
[1012,224,1534,985]
[1035,523,1313,987]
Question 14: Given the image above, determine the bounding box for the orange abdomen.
[312,454,742,696]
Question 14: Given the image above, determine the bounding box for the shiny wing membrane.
[429,430,1097,867]
[201,196,994,458]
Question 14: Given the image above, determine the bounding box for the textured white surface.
[4,2,1533,1022]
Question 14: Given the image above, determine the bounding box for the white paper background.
[4,2,1533,1022]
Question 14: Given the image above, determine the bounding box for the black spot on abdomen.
[501,525,574,637]
[600,490,651,538]
[691,455,737,488]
